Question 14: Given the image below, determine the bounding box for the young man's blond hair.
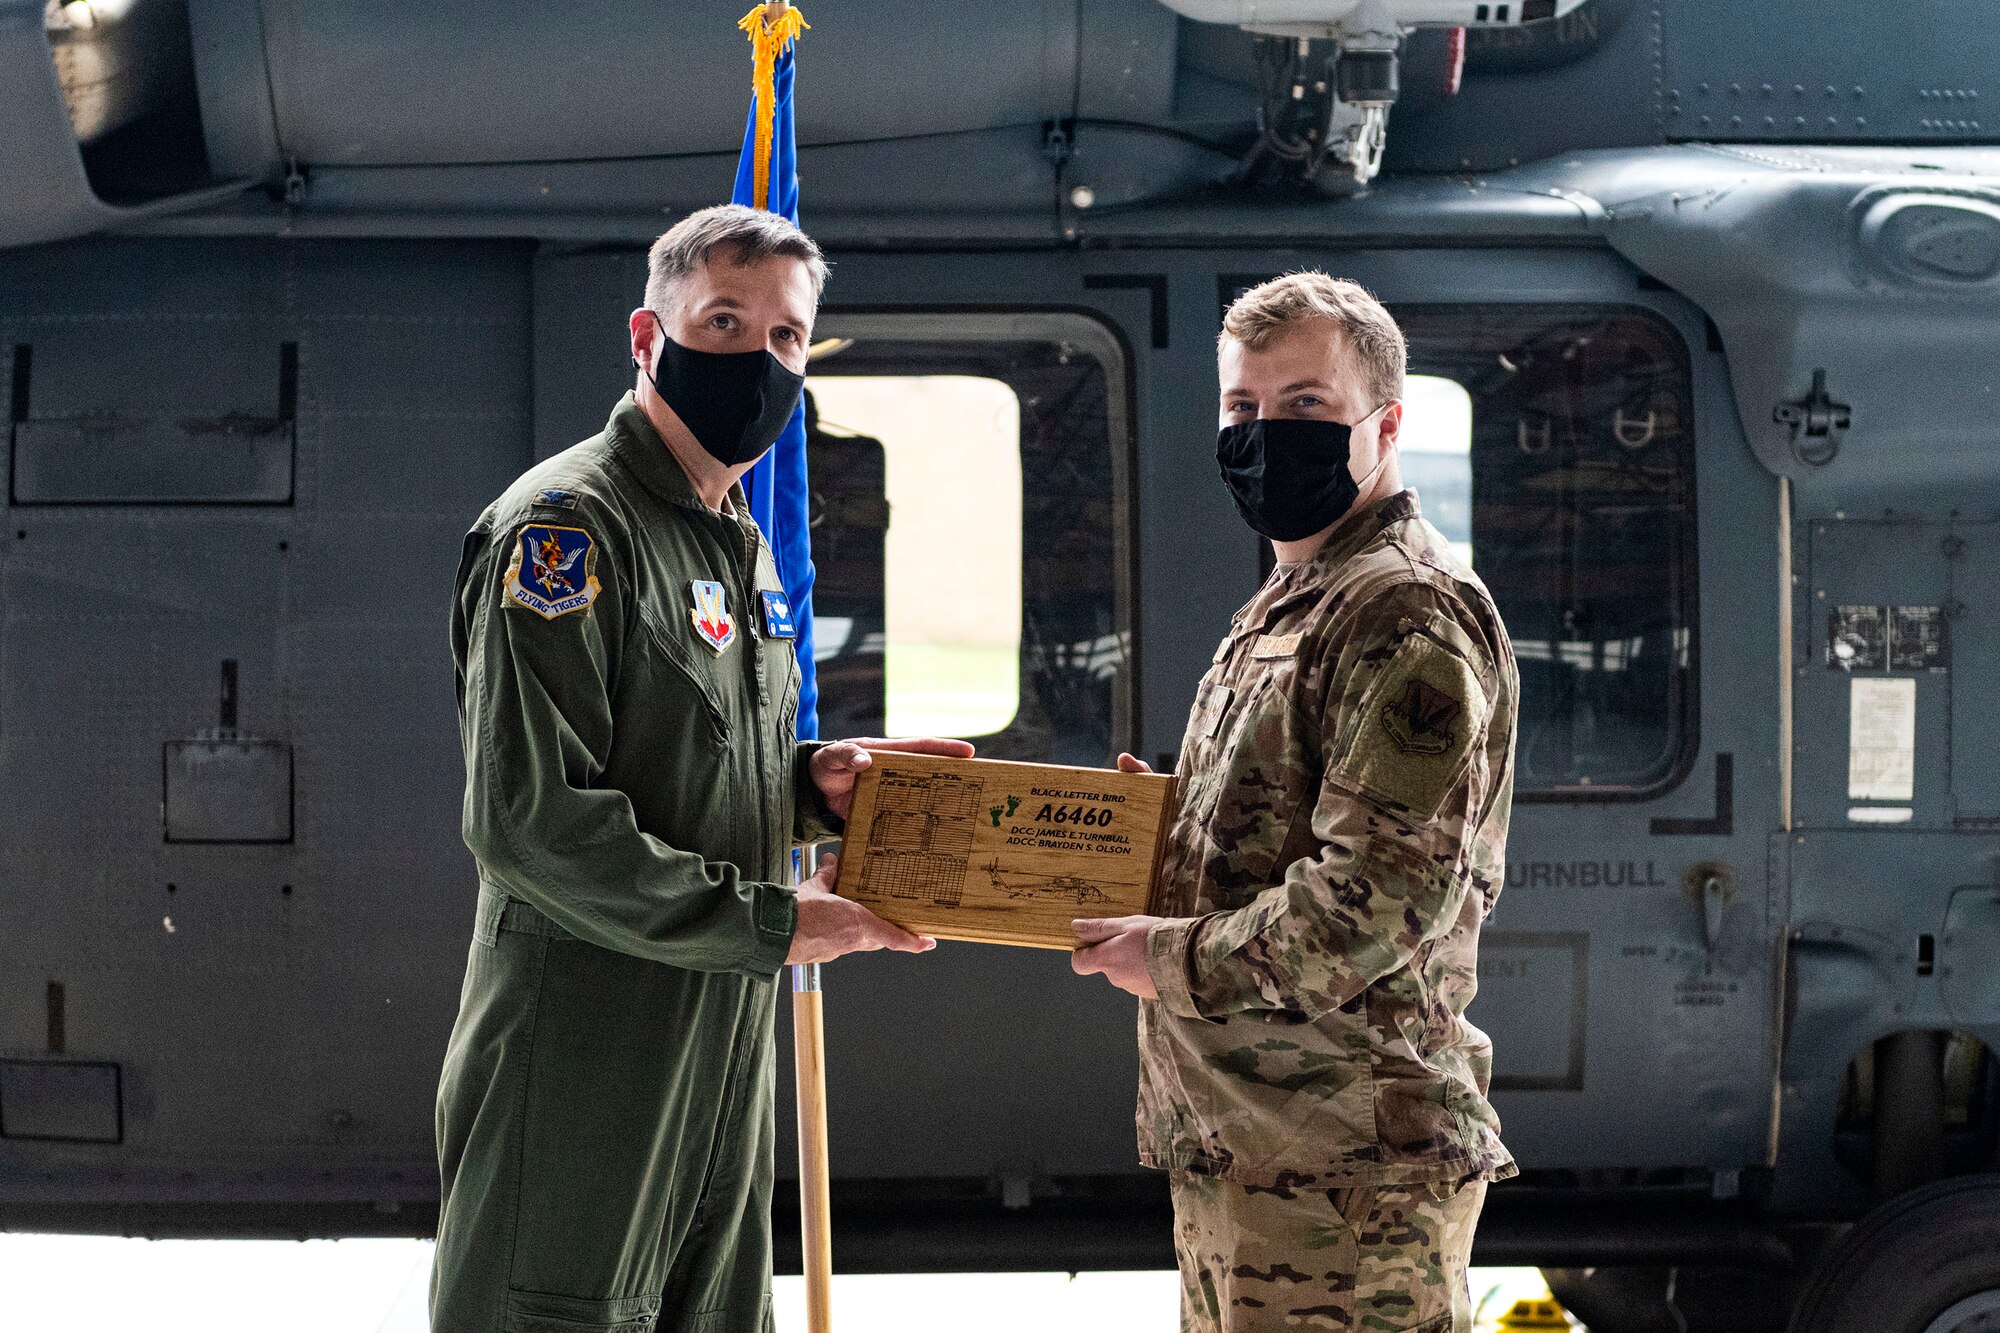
[1221,272,1407,407]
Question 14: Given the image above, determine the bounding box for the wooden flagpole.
[791,952,834,1333]
[746,6,830,1326]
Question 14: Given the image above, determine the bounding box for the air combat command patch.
[1382,677,1462,755]
[504,524,601,619]
[690,580,737,653]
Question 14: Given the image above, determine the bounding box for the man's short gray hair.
[644,204,829,314]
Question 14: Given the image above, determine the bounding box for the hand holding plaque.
[808,735,978,818]
[786,853,936,965]
[833,750,1179,949]
[1070,752,1167,996]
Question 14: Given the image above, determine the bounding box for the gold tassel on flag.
[737,1,809,212]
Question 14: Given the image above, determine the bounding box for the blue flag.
[734,25,817,740]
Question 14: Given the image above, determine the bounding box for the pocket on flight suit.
[635,608,732,750]
[690,1302,766,1333]
[502,1288,660,1332]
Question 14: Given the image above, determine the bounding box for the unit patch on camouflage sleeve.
[1382,677,1461,755]
[504,524,601,619]
[1334,629,1485,819]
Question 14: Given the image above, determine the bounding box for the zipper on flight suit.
[721,516,772,871]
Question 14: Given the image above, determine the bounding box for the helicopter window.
[805,375,1023,740]
[1397,304,1697,799]
[802,313,1134,766]
[1398,374,1475,563]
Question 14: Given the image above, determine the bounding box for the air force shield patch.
[690,580,737,654]
[505,525,601,619]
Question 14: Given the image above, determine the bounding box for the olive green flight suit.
[432,394,839,1333]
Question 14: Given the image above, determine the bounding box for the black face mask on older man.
[636,314,805,468]
[1214,402,1391,543]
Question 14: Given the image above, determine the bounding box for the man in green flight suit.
[1074,273,1519,1332]
[432,204,970,1333]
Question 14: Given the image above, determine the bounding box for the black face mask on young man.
[637,316,806,467]
[1214,402,1391,542]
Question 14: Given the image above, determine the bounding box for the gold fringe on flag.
[738,1,809,213]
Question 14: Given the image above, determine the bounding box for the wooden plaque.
[832,752,1180,950]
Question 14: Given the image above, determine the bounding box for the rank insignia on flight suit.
[759,589,796,640]
[690,579,737,653]
[504,525,601,620]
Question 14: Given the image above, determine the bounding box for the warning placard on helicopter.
[833,753,1180,950]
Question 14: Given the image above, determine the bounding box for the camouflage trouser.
[1169,1169,1489,1333]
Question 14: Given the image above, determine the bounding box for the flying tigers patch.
[1334,630,1485,820]
[504,524,601,619]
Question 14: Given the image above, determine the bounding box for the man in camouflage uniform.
[1075,272,1518,1332]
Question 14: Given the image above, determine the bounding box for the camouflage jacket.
[1138,491,1520,1188]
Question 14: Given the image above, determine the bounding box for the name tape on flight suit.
[759,589,796,640]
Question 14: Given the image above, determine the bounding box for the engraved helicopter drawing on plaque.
[980,857,1113,907]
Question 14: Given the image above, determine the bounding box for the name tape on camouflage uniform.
[505,524,601,619]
